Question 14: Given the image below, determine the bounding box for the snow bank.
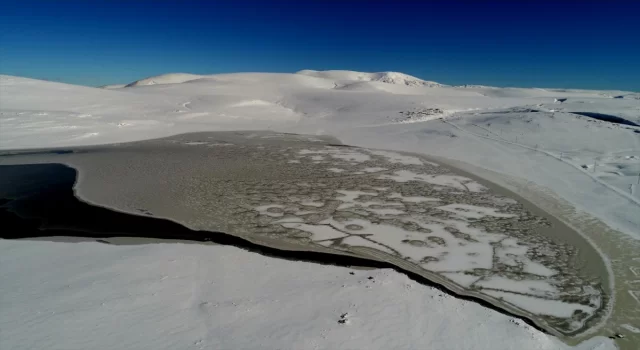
[0,239,615,350]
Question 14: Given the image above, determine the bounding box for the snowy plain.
[0,239,611,350]
[2,70,638,349]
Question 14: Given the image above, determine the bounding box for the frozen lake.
[1,131,625,344]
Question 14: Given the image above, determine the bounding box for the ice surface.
[484,291,595,318]
[365,208,406,216]
[281,222,345,241]
[335,190,378,204]
[248,171,599,332]
[362,167,388,172]
[335,219,433,261]
[441,272,481,287]
[379,171,487,192]
[436,204,516,219]
[368,150,429,166]
[475,276,558,296]
[522,260,558,277]
[254,204,285,217]
[300,200,325,207]
[389,192,440,202]
[340,236,396,255]
[298,148,371,163]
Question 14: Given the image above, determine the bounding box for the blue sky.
[1,0,639,90]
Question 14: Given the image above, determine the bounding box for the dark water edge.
[0,163,551,335]
[0,163,392,267]
[571,112,640,127]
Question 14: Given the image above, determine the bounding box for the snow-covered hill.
[117,69,446,89]
[124,73,204,87]
[297,69,446,87]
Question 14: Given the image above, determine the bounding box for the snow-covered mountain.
[296,69,446,87]
[118,70,445,89]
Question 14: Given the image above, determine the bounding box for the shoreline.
[1,163,555,337]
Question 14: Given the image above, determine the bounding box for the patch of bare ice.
[388,193,440,203]
[368,149,438,166]
[378,170,486,192]
[436,204,516,219]
[281,222,345,241]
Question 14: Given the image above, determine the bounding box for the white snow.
[522,261,559,278]
[296,69,445,88]
[254,204,285,217]
[229,99,274,107]
[300,200,325,208]
[0,239,611,350]
[378,171,487,192]
[124,73,204,86]
[388,192,440,203]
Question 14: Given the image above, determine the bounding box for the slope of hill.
[297,69,445,87]
[124,73,204,87]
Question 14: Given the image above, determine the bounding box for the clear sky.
[1,0,638,90]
